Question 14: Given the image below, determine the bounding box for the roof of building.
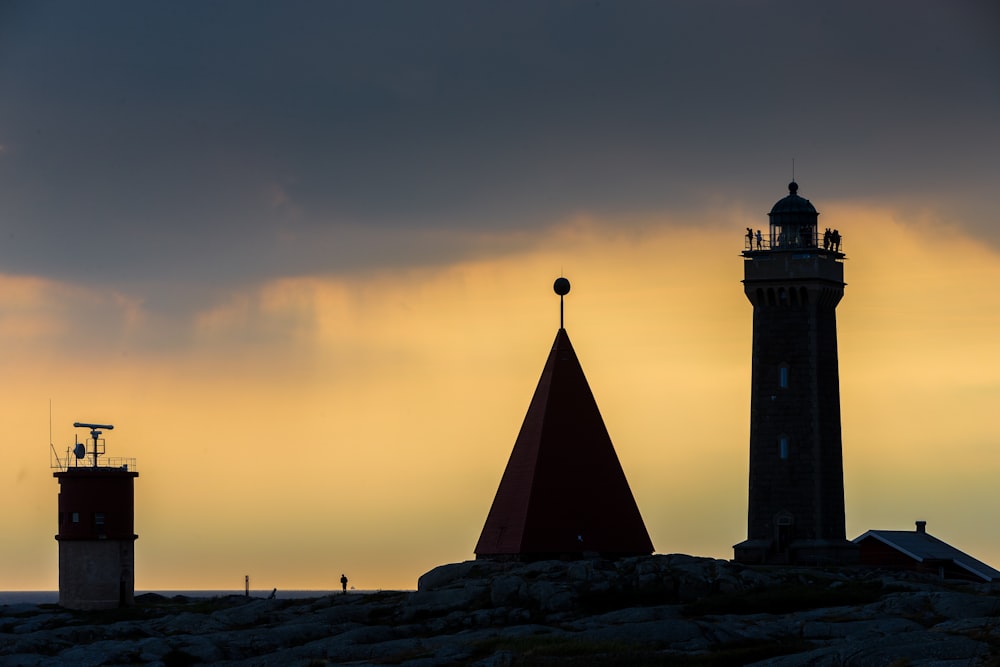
[853,526,1000,582]
[769,181,818,216]
[475,327,654,558]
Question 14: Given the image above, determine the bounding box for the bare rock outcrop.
[3,555,1000,665]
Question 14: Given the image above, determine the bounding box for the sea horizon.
[1,588,413,606]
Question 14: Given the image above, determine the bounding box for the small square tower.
[53,422,139,609]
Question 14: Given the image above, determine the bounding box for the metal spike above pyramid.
[475,278,654,560]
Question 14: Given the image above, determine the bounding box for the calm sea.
[0,590,400,606]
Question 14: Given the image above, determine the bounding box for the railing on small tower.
[50,422,137,473]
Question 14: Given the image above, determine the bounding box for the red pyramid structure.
[475,324,654,560]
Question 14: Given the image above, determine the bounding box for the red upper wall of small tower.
[54,468,138,541]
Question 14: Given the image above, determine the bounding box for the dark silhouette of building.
[854,521,1000,582]
[53,423,139,609]
[475,279,653,560]
[733,183,858,565]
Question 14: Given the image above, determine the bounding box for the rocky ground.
[3,554,1000,666]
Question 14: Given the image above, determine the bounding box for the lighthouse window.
[779,366,789,388]
[94,512,106,526]
[71,512,80,523]
[779,437,789,460]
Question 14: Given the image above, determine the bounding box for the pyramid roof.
[475,328,654,559]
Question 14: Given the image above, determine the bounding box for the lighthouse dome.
[769,182,817,216]
[766,182,819,249]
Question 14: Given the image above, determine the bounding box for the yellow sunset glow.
[2,204,999,591]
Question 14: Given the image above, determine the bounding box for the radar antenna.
[73,422,114,468]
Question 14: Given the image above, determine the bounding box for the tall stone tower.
[53,423,139,609]
[733,183,858,565]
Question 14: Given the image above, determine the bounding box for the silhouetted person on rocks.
[341,574,348,594]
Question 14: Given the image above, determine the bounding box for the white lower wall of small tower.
[58,540,135,610]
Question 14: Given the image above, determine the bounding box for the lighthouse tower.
[53,423,139,609]
[733,183,858,565]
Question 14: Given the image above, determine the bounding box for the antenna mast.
[553,276,571,329]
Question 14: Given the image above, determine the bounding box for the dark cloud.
[0,1,996,303]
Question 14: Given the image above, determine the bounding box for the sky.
[1,1,998,592]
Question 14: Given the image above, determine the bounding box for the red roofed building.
[475,321,654,561]
[854,521,1000,583]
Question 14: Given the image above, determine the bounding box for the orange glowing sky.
[1,2,997,591]
[4,205,999,591]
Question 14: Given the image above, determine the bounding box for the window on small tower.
[779,436,789,460]
[779,365,789,389]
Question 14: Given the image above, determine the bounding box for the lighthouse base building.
[57,537,137,610]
